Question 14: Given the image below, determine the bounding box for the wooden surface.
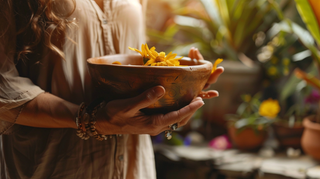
[154,144,320,179]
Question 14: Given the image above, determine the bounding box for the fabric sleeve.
[0,3,44,134]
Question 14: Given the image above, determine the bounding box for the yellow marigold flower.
[212,58,223,73]
[147,51,183,66]
[259,98,280,118]
[129,44,183,66]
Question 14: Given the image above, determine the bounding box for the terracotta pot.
[228,126,267,151]
[87,54,212,114]
[301,115,320,160]
[273,122,304,149]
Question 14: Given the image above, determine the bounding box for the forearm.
[15,92,78,129]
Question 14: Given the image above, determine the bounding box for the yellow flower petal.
[144,58,155,66]
[166,52,177,60]
[212,58,223,73]
[128,47,143,56]
[142,44,148,57]
[112,61,122,65]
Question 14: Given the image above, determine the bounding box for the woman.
[0,0,223,178]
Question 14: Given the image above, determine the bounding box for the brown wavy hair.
[2,0,76,60]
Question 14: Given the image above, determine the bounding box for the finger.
[203,83,210,90]
[153,97,204,127]
[156,112,193,133]
[207,66,224,84]
[158,111,194,134]
[194,48,204,60]
[188,47,195,59]
[198,90,219,99]
[178,113,194,127]
[110,86,165,113]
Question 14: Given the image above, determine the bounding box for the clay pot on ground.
[228,126,267,151]
[273,122,304,149]
[301,115,320,160]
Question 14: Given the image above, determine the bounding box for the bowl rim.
[87,54,212,70]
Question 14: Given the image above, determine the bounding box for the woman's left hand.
[188,47,224,99]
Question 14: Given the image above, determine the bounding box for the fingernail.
[153,86,164,98]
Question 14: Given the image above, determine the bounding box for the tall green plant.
[281,0,320,123]
[147,0,291,62]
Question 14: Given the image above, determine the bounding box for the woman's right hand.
[95,86,205,136]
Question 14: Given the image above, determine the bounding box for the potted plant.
[293,0,320,161]
[273,0,320,160]
[226,94,281,151]
[274,86,320,149]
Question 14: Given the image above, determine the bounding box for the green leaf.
[236,103,248,116]
[235,118,249,129]
[280,64,317,101]
[200,0,222,26]
[295,0,320,45]
[269,0,284,20]
[271,20,320,63]
[216,0,230,27]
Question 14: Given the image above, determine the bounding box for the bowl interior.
[87,54,210,67]
[88,54,144,65]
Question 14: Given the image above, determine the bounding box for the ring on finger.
[169,123,178,131]
[164,130,172,140]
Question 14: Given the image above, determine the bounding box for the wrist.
[95,107,119,135]
[74,99,116,141]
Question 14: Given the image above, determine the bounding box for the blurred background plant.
[262,0,320,124]
[147,0,320,176]
[146,0,317,139]
[225,94,281,151]
[147,0,293,63]
[227,93,280,132]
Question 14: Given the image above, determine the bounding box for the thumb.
[127,85,165,112]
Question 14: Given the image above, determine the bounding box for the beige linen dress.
[0,0,156,178]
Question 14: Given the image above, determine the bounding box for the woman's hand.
[189,47,224,99]
[95,86,204,135]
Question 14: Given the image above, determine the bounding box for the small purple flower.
[152,133,164,144]
[305,89,320,104]
[184,136,192,146]
[208,135,232,150]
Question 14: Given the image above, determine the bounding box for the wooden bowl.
[87,54,212,114]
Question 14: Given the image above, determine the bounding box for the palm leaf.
[272,20,320,64]
[295,0,320,45]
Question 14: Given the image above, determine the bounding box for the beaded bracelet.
[76,99,121,141]
[75,102,90,140]
[90,101,110,141]
[83,99,111,141]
